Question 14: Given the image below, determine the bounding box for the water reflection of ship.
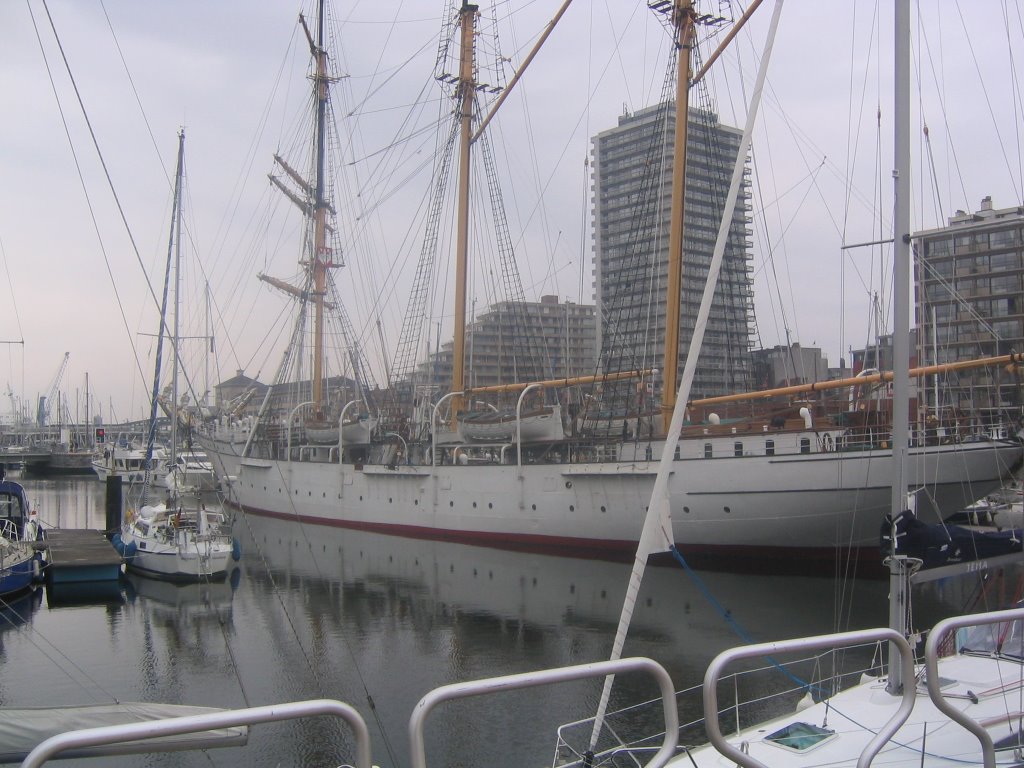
[228,513,1015,768]
[237,514,986,678]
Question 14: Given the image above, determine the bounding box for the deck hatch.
[764,721,835,752]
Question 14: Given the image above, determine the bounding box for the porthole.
[449,500,454,507]
[472,501,477,508]
[414,499,419,506]
[565,481,572,489]
[724,506,731,513]
[569,505,575,512]
[600,505,606,513]
[531,504,537,511]
[488,502,493,509]
[389,497,393,503]
[683,506,690,513]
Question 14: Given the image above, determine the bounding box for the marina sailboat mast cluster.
[199,0,1022,573]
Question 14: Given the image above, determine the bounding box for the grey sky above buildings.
[0,1,1020,421]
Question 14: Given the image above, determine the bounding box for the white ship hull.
[201,429,1022,570]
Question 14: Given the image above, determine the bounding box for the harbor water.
[0,471,1014,767]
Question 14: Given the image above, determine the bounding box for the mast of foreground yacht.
[885,0,912,698]
[587,0,781,755]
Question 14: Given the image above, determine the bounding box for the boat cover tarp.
[0,702,248,762]
[881,509,1023,568]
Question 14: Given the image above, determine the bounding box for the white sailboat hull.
[128,544,233,581]
[118,506,235,582]
[201,431,1021,569]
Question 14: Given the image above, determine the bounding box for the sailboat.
[0,466,42,597]
[198,0,1022,573]
[114,131,237,583]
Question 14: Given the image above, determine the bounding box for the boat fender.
[232,538,242,562]
[31,557,41,582]
[822,433,834,452]
[799,406,812,429]
[112,533,137,562]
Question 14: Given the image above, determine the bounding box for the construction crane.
[37,352,69,427]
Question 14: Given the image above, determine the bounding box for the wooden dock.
[41,529,123,584]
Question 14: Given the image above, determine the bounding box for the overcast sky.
[1,0,1021,424]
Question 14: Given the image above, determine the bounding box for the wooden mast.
[310,0,332,415]
[450,1,478,425]
[288,0,335,415]
[661,0,696,434]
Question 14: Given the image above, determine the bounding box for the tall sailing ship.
[200,0,1022,572]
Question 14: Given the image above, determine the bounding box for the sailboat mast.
[661,0,695,434]
[204,281,212,411]
[886,0,912,696]
[311,0,331,413]
[450,1,478,421]
[171,129,184,461]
